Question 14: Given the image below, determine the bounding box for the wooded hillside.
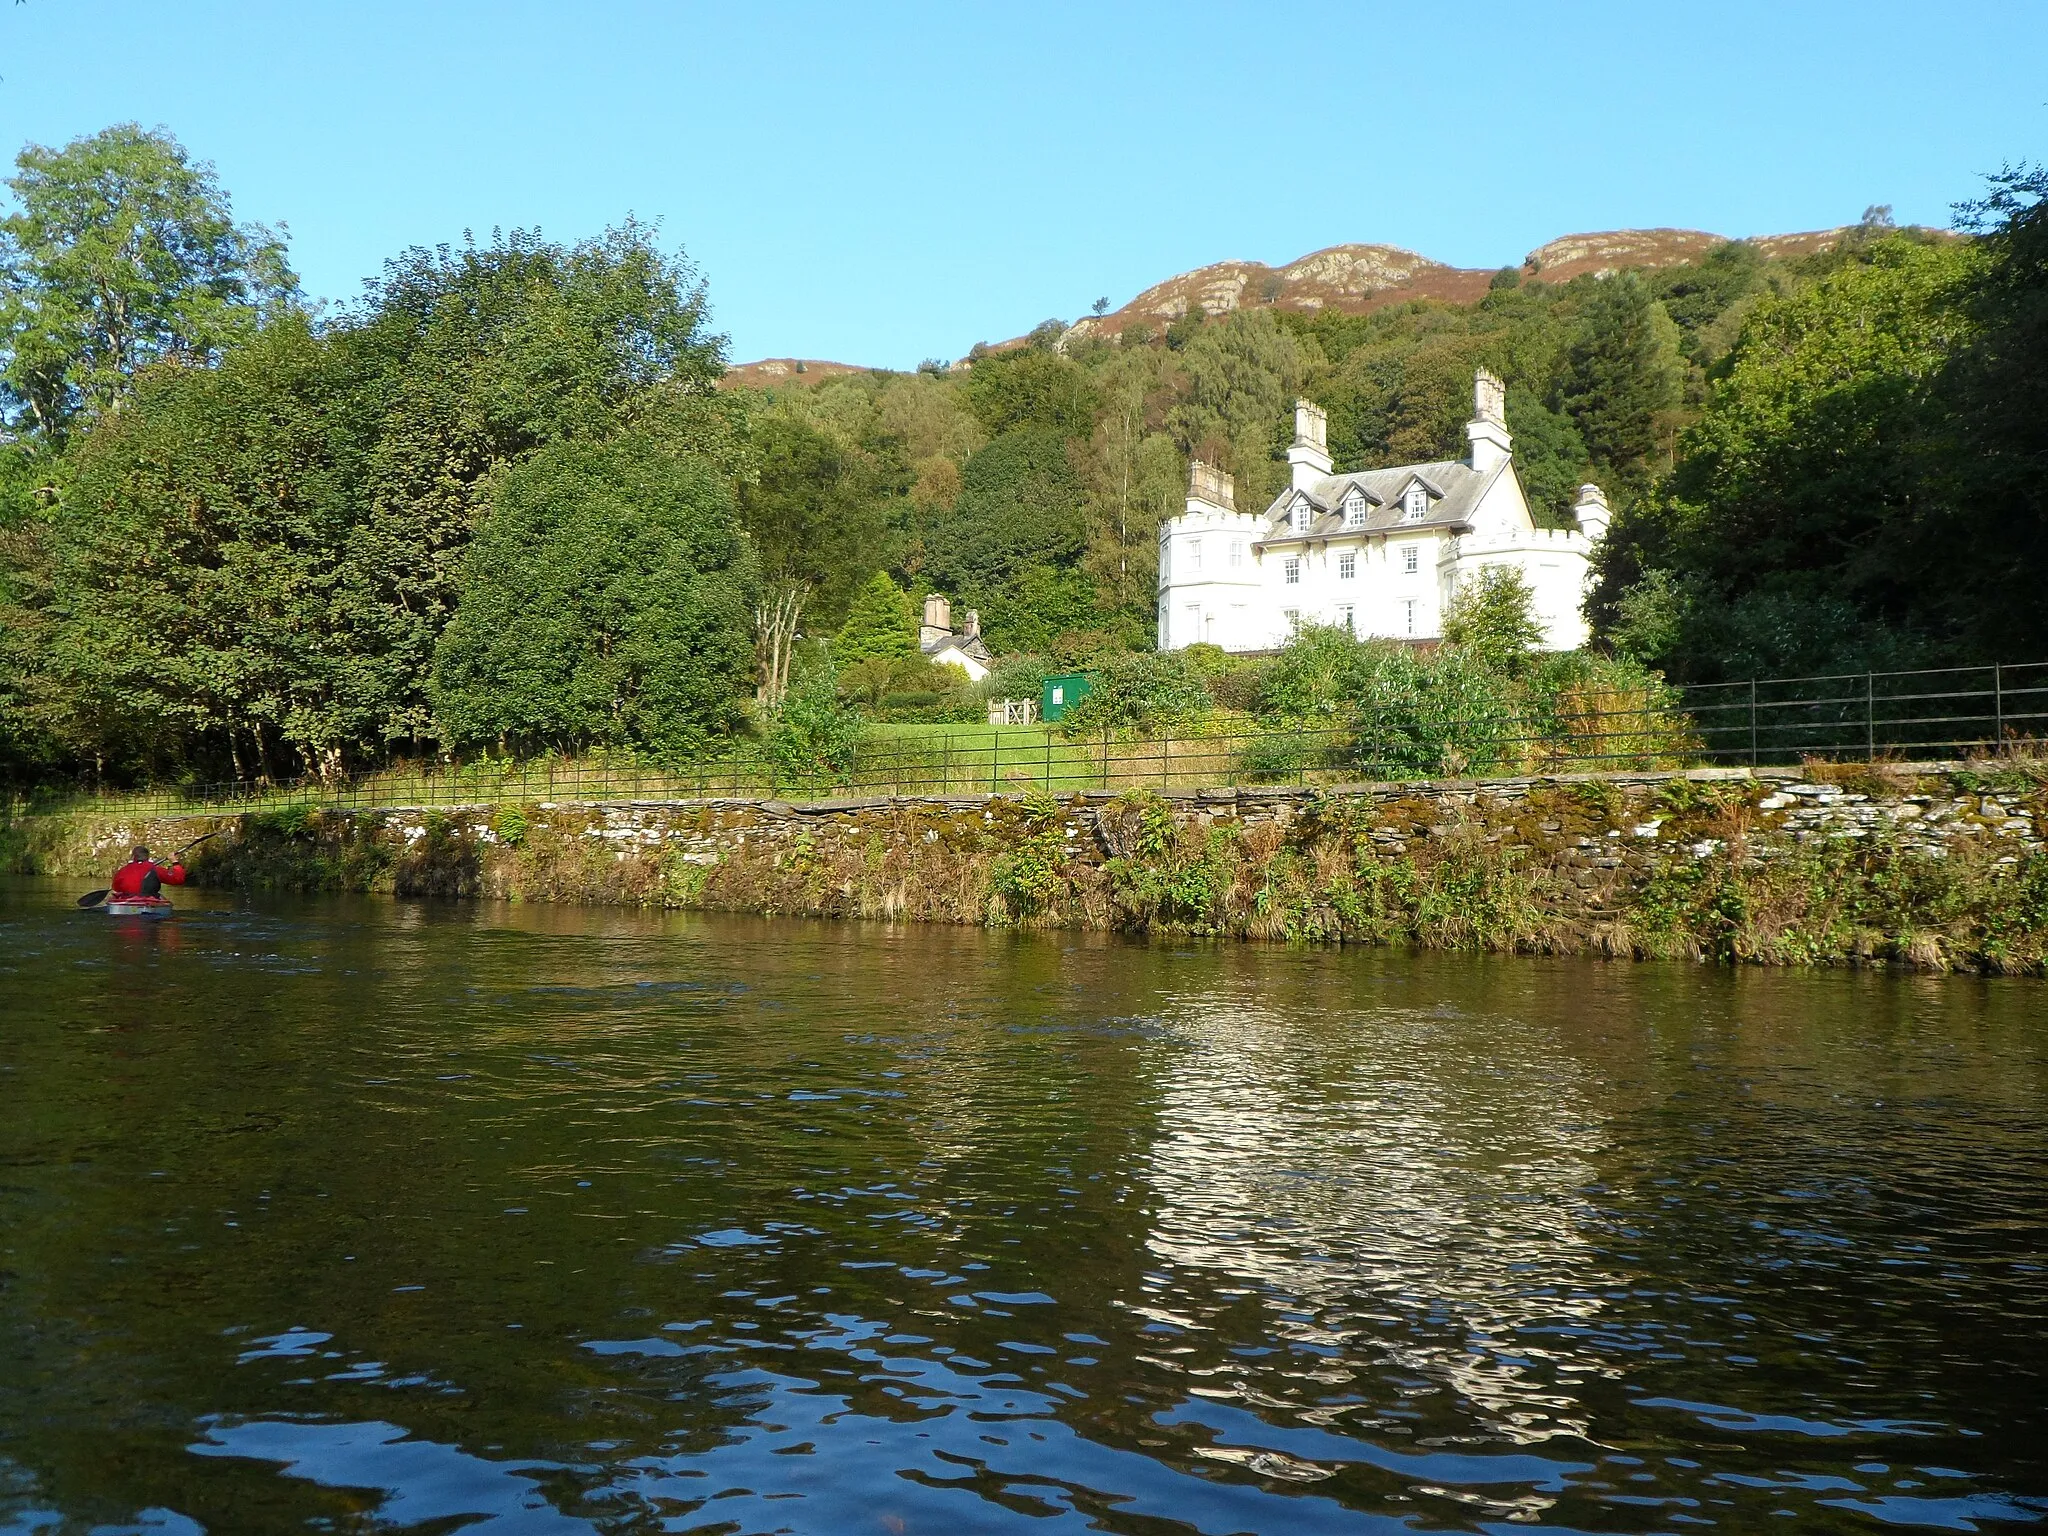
[2,122,2042,787]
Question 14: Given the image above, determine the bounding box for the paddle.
[77,829,225,908]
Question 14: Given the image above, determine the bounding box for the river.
[1,879,2044,1533]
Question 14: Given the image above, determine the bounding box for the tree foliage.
[432,436,754,757]
[0,124,297,439]
[834,571,918,663]
[13,216,733,780]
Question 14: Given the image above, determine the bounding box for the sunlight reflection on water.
[1,885,2045,1533]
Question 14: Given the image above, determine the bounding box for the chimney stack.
[1572,484,1611,542]
[1187,459,1236,514]
[920,594,952,647]
[963,608,980,639]
[1466,369,1513,475]
[1288,399,1332,490]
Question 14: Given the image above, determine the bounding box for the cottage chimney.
[920,594,952,647]
[1466,369,1513,476]
[1186,459,1236,514]
[1572,483,1612,542]
[963,608,980,639]
[1288,399,1332,490]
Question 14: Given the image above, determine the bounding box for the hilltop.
[725,226,1868,378]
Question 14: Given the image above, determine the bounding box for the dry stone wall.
[14,761,2048,969]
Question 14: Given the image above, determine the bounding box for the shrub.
[764,662,865,782]
[1057,652,1212,734]
[1442,566,1544,674]
[976,654,1051,711]
[1259,624,1378,723]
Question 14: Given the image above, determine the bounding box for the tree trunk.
[755,582,809,710]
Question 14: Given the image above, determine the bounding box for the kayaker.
[110,846,186,900]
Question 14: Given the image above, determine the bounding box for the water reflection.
[1143,986,1612,1462]
[0,884,2044,1534]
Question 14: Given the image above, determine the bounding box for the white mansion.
[1157,371,1610,653]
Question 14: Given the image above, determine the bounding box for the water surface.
[2,880,2045,1533]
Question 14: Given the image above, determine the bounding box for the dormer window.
[1403,485,1428,521]
[1343,491,1368,529]
[1291,497,1314,533]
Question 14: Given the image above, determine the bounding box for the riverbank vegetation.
[17,761,2047,974]
[2,121,2043,794]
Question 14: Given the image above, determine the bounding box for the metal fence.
[1683,662,2048,765]
[13,661,2048,821]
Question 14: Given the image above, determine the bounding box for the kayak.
[104,895,174,918]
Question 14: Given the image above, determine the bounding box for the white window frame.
[1404,485,1428,521]
[1343,493,1367,529]
[1229,539,1244,569]
[1187,537,1201,572]
[1282,607,1300,632]
[1338,551,1356,580]
[1404,599,1417,636]
[1402,543,1419,575]
[1283,557,1300,585]
[1337,603,1355,633]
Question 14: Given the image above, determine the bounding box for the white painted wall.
[1157,376,1604,655]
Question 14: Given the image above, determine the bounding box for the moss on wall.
[10,762,2047,972]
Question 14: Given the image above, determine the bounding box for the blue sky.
[2,1,2040,369]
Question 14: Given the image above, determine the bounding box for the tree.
[1442,566,1544,673]
[1946,164,2048,657]
[0,124,297,439]
[925,428,1093,647]
[1591,236,1977,677]
[43,317,371,781]
[431,435,755,757]
[963,347,1097,438]
[834,571,917,663]
[735,409,899,627]
[1166,311,1315,512]
[1553,272,1682,478]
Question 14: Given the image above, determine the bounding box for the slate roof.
[1258,459,1505,543]
[922,630,991,664]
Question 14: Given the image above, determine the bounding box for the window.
[1282,608,1300,631]
[1338,552,1356,580]
[1404,485,1428,521]
[1403,599,1417,636]
[1337,603,1355,633]
[1229,539,1244,569]
[1283,557,1300,585]
[1183,604,1200,640]
[1187,538,1202,572]
[1402,544,1419,574]
[1343,492,1367,529]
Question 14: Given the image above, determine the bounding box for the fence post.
[990,732,998,794]
[1161,733,1170,790]
[1749,680,1758,767]
[1866,672,1876,762]
[1995,663,2005,749]
[1044,733,1052,792]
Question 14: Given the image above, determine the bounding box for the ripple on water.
[0,888,2044,1532]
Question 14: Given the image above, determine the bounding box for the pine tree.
[834,572,917,663]
[1554,273,1680,478]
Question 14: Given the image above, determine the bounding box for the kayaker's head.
[131,845,150,863]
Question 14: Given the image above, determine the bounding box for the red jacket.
[111,860,185,897]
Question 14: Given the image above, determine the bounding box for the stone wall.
[12,760,2047,970]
